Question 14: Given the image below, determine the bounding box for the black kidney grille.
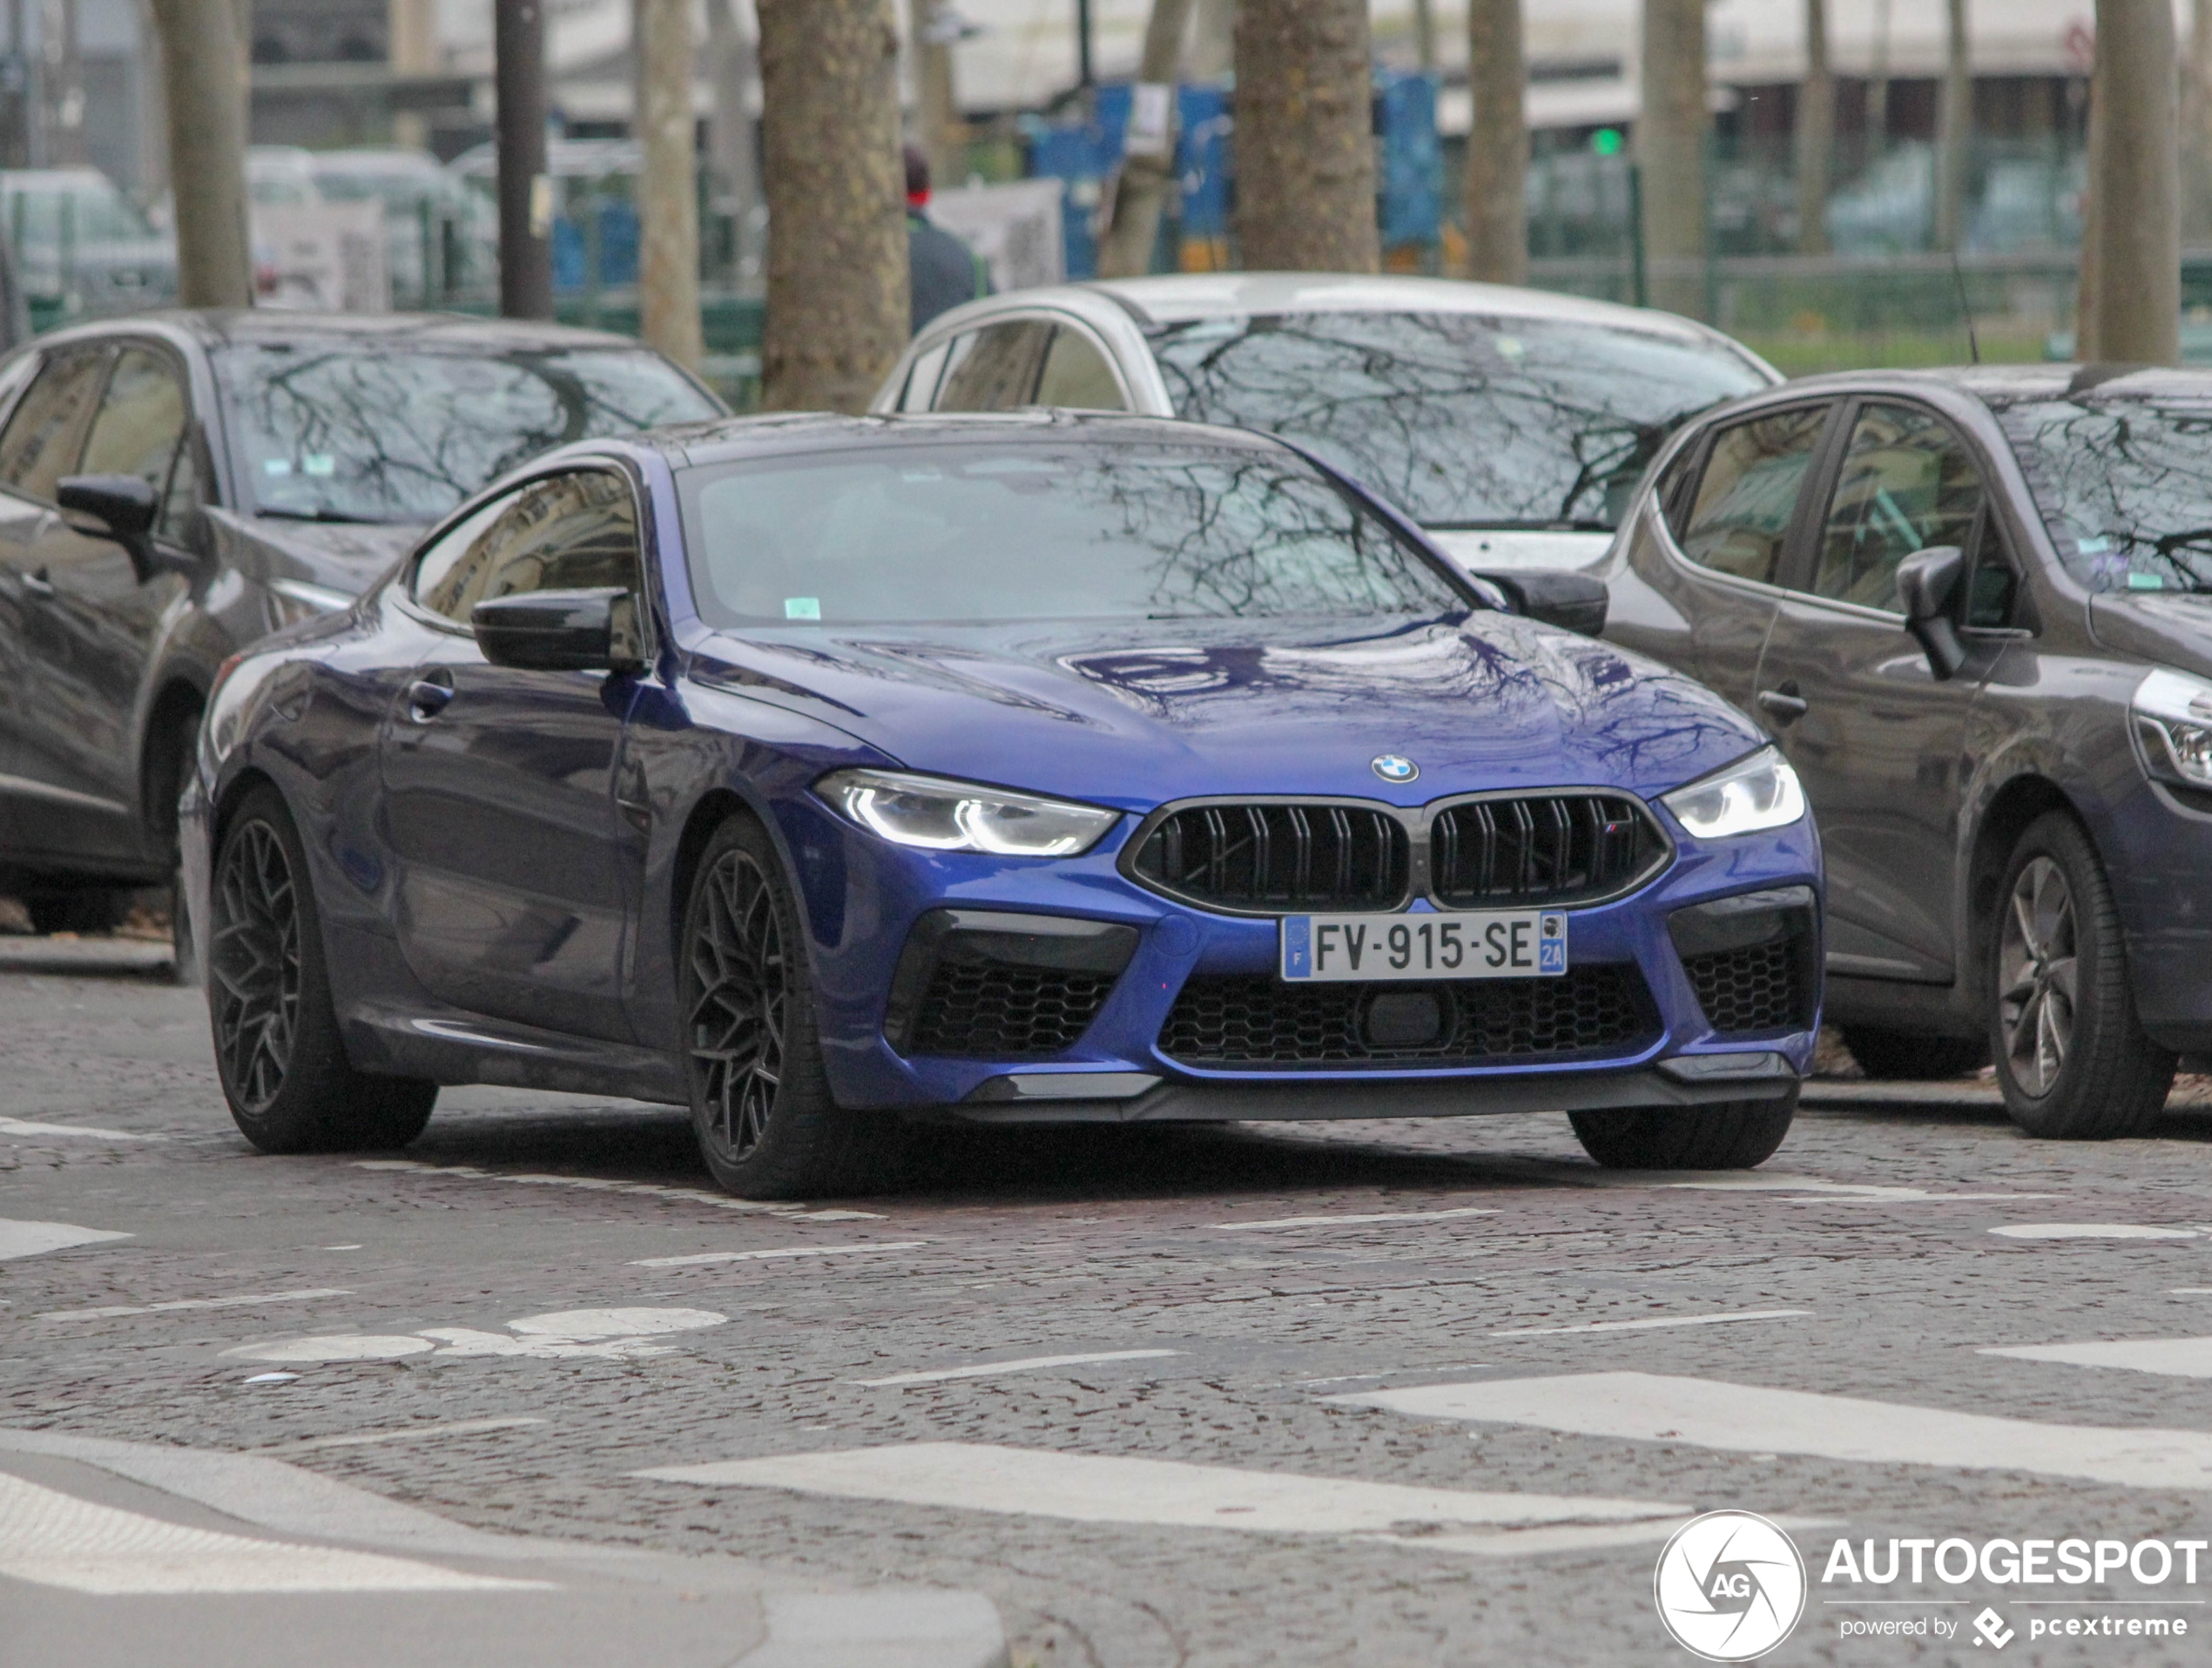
[908,962,1118,1058]
[1157,964,1657,1069]
[1431,793,1666,908]
[1131,802,1409,913]
[1683,939,1812,1036]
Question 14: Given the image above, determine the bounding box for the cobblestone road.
[8,954,2212,1665]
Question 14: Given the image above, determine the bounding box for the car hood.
[690,612,1763,809]
[2087,591,2212,680]
[206,510,426,595]
[1423,528,1614,577]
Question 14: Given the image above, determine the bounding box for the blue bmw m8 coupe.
[184,413,1823,1197]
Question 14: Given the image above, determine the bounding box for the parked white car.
[873,273,1779,576]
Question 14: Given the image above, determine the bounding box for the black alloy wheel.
[207,785,436,1152]
[1568,1086,1798,1170]
[1988,812,2174,1138]
[681,815,906,1199]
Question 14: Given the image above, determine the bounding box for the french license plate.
[1280,910,1567,982]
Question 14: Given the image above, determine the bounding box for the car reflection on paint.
[185,412,1824,1199]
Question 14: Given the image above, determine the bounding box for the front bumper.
[795,793,1824,1117]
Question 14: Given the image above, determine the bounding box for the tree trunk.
[1933,0,1969,252]
[914,0,964,191]
[147,0,250,307]
[705,0,759,287]
[2183,0,2212,242]
[1638,0,1706,317]
[1796,0,1831,254]
[1411,0,1436,71]
[1096,0,1195,280]
[1463,0,1527,285]
[2087,0,2180,364]
[388,0,437,149]
[1233,0,1378,273]
[494,0,552,319]
[758,0,905,410]
[636,0,704,369]
[1185,0,1232,78]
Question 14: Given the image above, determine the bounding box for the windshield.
[1149,312,1768,530]
[1997,397,2212,592]
[214,344,720,523]
[680,437,1467,628]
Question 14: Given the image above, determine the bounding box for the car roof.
[1074,271,1730,345]
[1773,362,2212,409]
[27,309,652,356]
[660,409,1299,469]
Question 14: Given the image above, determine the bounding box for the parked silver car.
[873,273,1778,577]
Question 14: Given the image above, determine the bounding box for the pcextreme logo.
[1655,1510,1809,1662]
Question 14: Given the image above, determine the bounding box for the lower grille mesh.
[909,963,1118,1057]
[1157,965,1657,1068]
[1682,939,1811,1036]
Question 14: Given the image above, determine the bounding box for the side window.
[415,470,640,626]
[1965,512,2020,629]
[0,348,107,503]
[1676,407,1830,584]
[1653,436,1702,537]
[934,319,1052,412]
[80,348,189,537]
[898,340,952,412]
[1812,402,1984,612]
[1034,326,1128,411]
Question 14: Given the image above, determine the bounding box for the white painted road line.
[638,1442,1689,1554]
[1668,1178,2061,1202]
[1212,1207,1499,1231]
[1988,1224,2200,1240]
[631,1240,928,1268]
[1329,1371,2212,1490]
[278,1417,549,1452]
[854,1349,1182,1387]
[352,1159,884,1221]
[1980,1336,2212,1379]
[1489,1308,1809,1338]
[0,1472,545,1594]
[38,1288,353,1321]
[0,1219,132,1261]
[0,1116,162,1141]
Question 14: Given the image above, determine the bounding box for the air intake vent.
[1430,793,1668,908]
[1128,802,1410,915]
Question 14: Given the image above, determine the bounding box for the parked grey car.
[1602,366,2212,1138]
[0,310,723,942]
[872,273,1778,577]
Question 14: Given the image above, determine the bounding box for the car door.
[8,342,197,865]
[1609,402,1836,716]
[1752,398,2002,984]
[0,342,113,853]
[379,467,648,1041]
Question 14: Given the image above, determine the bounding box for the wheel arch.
[1964,773,2085,995]
[140,676,207,847]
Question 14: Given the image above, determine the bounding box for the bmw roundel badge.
[1370,753,1419,784]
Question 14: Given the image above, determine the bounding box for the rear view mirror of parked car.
[1472,569,1610,638]
[1895,544,1967,679]
[56,473,174,584]
[472,587,646,674]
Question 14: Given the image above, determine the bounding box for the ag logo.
[1654,1510,1806,1661]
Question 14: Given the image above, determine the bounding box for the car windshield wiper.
[256,505,394,525]
[1422,518,1614,534]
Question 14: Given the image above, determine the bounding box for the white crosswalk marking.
[638,1442,1692,1556]
[1981,1336,2212,1378]
[1330,1372,2212,1490]
[0,1219,131,1261]
[0,1472,547,1595]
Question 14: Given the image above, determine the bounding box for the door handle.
[21,566,53,599]
[404,678,455,722]
[1756,681,1808,723]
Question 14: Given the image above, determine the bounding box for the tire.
[24,888,126,935]
[1987,812,2175,1138]
[1838,1026,1987,1081]
[1568,1084,1798,1170]
[207,785,436,1153]
[680,814,907,1199]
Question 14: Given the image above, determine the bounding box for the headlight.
[818,768,1120,857]
[2133,668,2212,789]
[1661,746,1807,839]
[267,577,353,628]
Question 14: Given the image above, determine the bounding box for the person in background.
[906,144,992,335]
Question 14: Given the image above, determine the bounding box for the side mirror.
[472,586,645,674]
[57,473,172,583]
[1472,568,1610,637]
[1895,544,1966,679]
